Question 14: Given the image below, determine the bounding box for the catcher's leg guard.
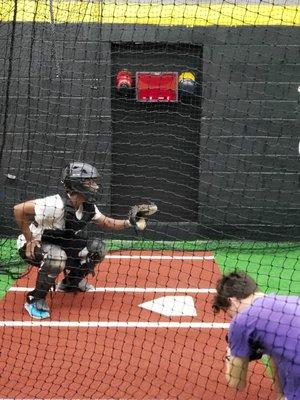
[82,239,107,272]
[57,258,84,292]
[76,239,107,275]
[80,239,107,278]
[26,244,67,303]
[58,239,106,291]
[86,239,107,260]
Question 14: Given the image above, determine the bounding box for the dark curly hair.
[212,271,258,314]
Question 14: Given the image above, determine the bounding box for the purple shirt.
[229,294,300,400]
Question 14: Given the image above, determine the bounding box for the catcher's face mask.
[83,178,100,194]
[62,162,102,203]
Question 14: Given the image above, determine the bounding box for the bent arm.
[225,351,249,390]
[268,356,284,398]
[94,214,131,230]
[14,201,36,242]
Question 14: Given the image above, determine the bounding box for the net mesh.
[0,0,299,399]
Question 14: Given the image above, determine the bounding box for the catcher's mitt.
[225,334,264,362]
[128,203,158,231]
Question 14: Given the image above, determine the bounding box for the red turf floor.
[0,251,277,399]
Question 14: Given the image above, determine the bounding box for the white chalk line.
[106,255,214,260]
[0,321,229,328]
[10,287,217,293]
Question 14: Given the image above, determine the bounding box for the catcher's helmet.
[178,72,196,96]
[116,70,133,90]
[62,162,100,202]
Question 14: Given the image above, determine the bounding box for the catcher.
[14,162,157,319]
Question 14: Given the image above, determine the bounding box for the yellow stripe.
[0,0,299,26]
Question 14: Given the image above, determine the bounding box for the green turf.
[0,239,27,298]
[214,247,300,295]
[1,239,299,299]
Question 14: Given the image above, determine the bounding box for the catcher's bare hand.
[128,203,158,231]
[26,239,41,259]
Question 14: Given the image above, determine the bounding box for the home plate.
[138,296,197,317]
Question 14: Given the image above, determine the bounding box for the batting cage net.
[0,0,299,399]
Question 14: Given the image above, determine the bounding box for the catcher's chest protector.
[63,196,95,235]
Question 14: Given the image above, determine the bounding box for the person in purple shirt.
[212,271,300,400]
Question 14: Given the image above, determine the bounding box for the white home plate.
[139,296,197,317]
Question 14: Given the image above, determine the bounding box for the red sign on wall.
[136,72,178,102]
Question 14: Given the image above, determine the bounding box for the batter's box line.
[0,321,230,328]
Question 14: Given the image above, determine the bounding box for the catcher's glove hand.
[225,334,264,362]
[128,203,158,231]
